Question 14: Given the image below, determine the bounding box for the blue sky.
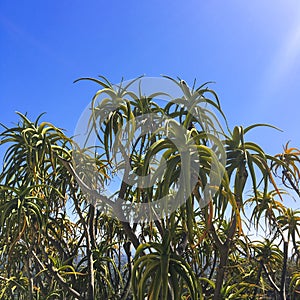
[1,0,300,157]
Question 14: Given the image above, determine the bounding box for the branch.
[210,223,224,250]
[57,155,141,249]
[262,263,280,293]
[225,214,237,248]
[31,249,83,300]
[283,170,300,197]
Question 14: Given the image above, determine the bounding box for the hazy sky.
[1,0,300,156]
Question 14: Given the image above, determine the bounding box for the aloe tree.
[1,76,300,299]
[0,113,118,299]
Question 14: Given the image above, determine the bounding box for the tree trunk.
[25,255,34,300]
[87,205,95,300]
[211,215,237,300]
[213,246,229,300]
[252,263,263,300]
[279,241,288,300]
